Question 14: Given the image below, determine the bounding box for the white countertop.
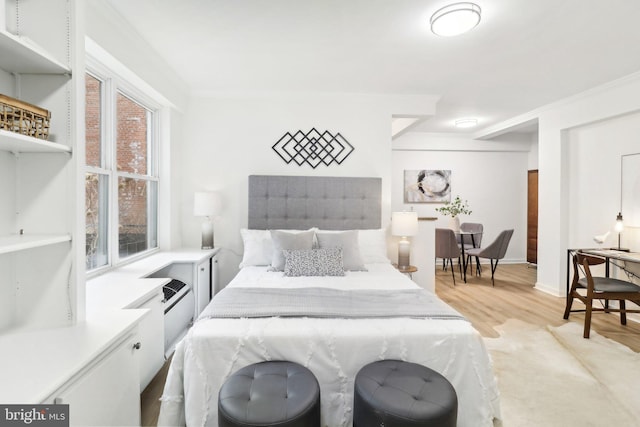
[1,248,219,404]
[87,248,219,310]
[89,248,218,281]
[0,309,146,403]
[87,276,168,311]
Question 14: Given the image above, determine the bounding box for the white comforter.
[158,264,501,427]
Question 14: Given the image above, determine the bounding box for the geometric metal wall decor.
[272,127,354,169]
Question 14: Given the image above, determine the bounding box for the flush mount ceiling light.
[454,118,478,128]
[431,2,481,37]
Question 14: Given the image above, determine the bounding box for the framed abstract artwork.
[404,170,451,203]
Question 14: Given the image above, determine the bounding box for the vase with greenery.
[436,196,471,231]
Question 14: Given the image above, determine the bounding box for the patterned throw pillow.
[283,247,345,277]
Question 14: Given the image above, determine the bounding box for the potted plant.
[435,196,472,231]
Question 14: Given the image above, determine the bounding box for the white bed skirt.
[158,315,501,427]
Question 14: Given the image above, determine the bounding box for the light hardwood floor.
[436,262,640,351]
[141,263,640,425]
[141,355,170,426]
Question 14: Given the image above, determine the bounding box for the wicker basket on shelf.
[0,94,51,140]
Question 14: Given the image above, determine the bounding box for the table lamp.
[615,212,624,250]
[392,211,418,270]
[194,192,221,249]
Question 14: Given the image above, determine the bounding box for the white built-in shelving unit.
[0,234,72,254]
[1,4,147,420]
[0,128,72,153]
[0,29,71,74]
[0,0,83,332]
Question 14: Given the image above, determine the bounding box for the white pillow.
[239,229,273,268]
[270,229,316,271]
[314,228,390,264]
[358,229,391,264]
[239,228,317,268]
[316,230,367,271]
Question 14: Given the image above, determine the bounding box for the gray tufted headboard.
[248,175,382,230]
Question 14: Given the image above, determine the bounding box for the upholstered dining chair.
[435,228,462,285]
[464,229,514,286]
[458,222,483,249]
[563,252,640,338]
[458,222,483,274]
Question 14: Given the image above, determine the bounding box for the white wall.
[86,0,189,112]
[567,111,640,251]
[391,134,530,274]
[528,134,539,170]
[0,152,14,235]
[537,77,640,296]
[86,0,190,250]
[480,71,640,296]
[83,1,441,290]
[167,110,185,249]
[180,93,437,287]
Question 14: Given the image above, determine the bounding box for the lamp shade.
[615,212,624,232]
[194,192,221,217]
[392,211,418,237]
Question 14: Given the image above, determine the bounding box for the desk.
[457,231,481,283]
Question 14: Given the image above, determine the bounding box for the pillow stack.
[238,228,390,277]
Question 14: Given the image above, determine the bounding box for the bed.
[158,175,500,427]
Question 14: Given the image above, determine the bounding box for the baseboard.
[435,258,527,265]
[597,301,640,324]
[501,258,528,264]
[533,281,564,297]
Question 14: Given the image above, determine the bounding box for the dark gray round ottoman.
[354,360,457,427]
[218,360,320,427]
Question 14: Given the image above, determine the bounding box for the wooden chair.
[563,252,640,338]
[435,228,462,286]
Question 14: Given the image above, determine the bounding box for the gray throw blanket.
[199,287,466,320]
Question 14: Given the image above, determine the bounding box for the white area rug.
[485,320,640,427]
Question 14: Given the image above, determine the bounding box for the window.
[85,71,159,272]
[85,74,108,270]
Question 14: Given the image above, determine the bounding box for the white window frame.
[85,56,161,276]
